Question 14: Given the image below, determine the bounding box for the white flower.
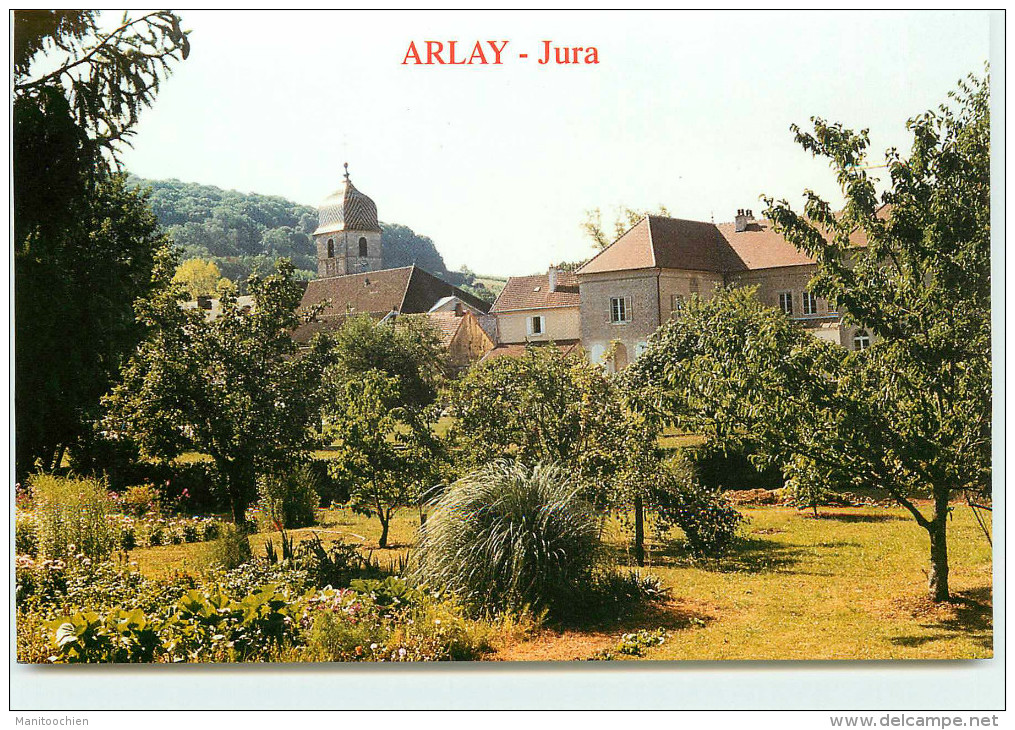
[398,648,406,658]
[434,619,441,625]
[370,643,378,650]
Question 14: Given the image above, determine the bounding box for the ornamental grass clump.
[410,460,599,618]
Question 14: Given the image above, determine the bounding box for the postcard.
[10,8,999,710]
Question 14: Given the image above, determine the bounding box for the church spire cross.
[343,162,350,181]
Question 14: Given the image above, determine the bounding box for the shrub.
[591,628,670,660]
[48,586,299,663]
[117,484,162,517]
[690,442,782,491]
[303,582,495,662]
[305,588,390,662]
[594,569,669,604]
[113,517,137,550]
[16,513,38,556]
[31,474,116,561]
[652,454,744,559]
[387,593,494,661]
[204,523,252,570]
[263,533,379,589]
[409,460,600,617]
[16,555,68,607]
[255,463,320,530]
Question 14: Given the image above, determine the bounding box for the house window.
[327,239,334,258]
[802,291,818,316]
[610,296,632,324]
[358,237,368,257]
[778,291,794,315]
[670,294,685,318]
[527,315,544,336]
[853,330,871,351]
[689,278,700,297]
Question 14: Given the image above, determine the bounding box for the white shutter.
[624,295,632,322]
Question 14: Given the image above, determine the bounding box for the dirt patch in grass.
[884,587,993,625]
[883,587,993,654]
[491,598,716,662]
[725,489,785,506]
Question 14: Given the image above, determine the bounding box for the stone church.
[313,163,384,277]
[294,166,494,362]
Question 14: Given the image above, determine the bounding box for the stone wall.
[579,269,660,369]
[448,313,495,367]
[315,229,383,278]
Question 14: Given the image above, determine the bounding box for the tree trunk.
[378,513,390,548]
[219,459,254,526]
[52,443,67,472]
[927,510,950,602]
[634,495,645,567]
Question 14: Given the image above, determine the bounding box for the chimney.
[548,264,558,292]
[454,301,464,317]
[734,209,749,233]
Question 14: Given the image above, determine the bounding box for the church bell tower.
[314,163,383,278]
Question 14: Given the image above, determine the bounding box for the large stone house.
[577,209,870,370]
[488,209,871,370]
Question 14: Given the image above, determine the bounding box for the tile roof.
[399,311,464,349]
[715,219,816,270]
[577,216,731,275]
[578,210,878,276]
[489,270,580,312]
[293,265,490,342]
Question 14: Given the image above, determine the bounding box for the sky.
[112,10,994,277]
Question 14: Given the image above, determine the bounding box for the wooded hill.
[129,176,496,301]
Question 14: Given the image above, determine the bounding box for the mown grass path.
[127,503,992,661]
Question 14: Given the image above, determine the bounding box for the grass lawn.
[126,502,992,661]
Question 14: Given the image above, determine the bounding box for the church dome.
[314,164,381,235]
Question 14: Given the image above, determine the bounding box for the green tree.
[102,259,334,524]
[326,371,437,547]
[622,285,844,501]
[172,258,231,298]
[762,72,990,602]
[626,72,991,601]
[14,11,189,153]
[445,345,680,563]
[13,11,188,476]
[446,345,633,504]
[329,314,448,413]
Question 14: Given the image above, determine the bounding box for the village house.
[389,305,496,371]
[484,266,581,360]
[576,209,871,370]
[487,209,872,371]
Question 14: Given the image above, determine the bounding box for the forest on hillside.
[129,177,497,301]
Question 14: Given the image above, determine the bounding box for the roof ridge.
[314,265,415,283]
[645,215,657,268]
[398,264,418,311]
